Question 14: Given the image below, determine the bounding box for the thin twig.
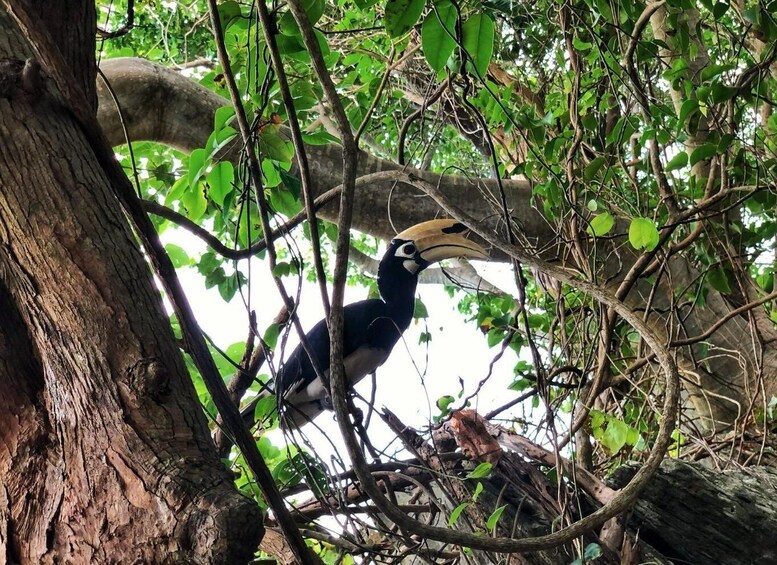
[355,46,395,145]
[253,0,330,315]
[97,0,135,39]
[141,186,339,259]
[672,290,777,347]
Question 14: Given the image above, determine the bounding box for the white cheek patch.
[403,259,421,273]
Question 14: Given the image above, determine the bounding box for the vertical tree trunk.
[0,4,261,563]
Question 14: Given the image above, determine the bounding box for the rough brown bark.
[0,282,57,565]
[458,438,776,565]
[0,5,261,563]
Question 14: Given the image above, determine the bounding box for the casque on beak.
[394,219,488,263]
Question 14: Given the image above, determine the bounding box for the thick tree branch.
[96,57,541,248]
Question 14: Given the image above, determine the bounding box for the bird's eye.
[401,243,416,255]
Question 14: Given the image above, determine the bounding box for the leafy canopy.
[97,0,777,557]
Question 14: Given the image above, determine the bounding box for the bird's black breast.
[276,299,409,398]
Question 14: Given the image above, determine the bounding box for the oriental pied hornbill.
[247,219,487,428]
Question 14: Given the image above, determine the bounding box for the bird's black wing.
[276,298,404,399]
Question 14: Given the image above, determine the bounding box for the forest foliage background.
[91,0,777,560]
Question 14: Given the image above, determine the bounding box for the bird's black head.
[377,219,487,305]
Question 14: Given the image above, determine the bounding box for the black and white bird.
[246,219,487,428]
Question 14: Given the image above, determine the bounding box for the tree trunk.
[0,5,261,563]
[609,459,777,565]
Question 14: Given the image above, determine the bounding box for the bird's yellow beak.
[394,219,488,263]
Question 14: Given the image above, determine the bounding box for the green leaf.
[472,482,484,502]
[678,98,699,126]
[275,33,308,58]
[206,125,237,157]
[711,83,738,104]
[590,409,605,429]
[218,0,242,31]
[263,323,281,350]
[707,267,732,294]
[663,58,689,82]
[279,0,325,35]
[165,176,188,205]
[605,116,638,147]
[421,1,458,71]
[206,162,234,207]
[584,542,603,560]
[665,151,688,172]
[601,418,629,453]
[182,181,208,221]
[256,436,281,461]
[218,275,240,302]
[587,212,615,236]
[690,143,717,166]
[214,105,236,132]
[262,159,282,189]
[448,502,468,525]
[165,243,193,268]
[238,204,260,248]
[279,170,301,199]
[461,14,495,77]
[466,462,493,479]
[259,126,294,163]
[384,0,425,38]
[712,1,729,19]
[268,186,301,217]
[583,156,606,181]
[413,298,429,319]
[204,266,226,289]
[701,63,734,82]
[225,341,246,361]
[198,252,220,276]
[742,6,760,24]
[302,130,340,145]
[296,452,330,496]
[486,327,504,347]
[188,148,208,186]
[272,262,290,277]
[628,217,660,252]
[717,133,735,153]
[254,395,278,426]
[272,457,303,487]
[572,37,593,51]
[436,395,455,412]
[486,505,506,531]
